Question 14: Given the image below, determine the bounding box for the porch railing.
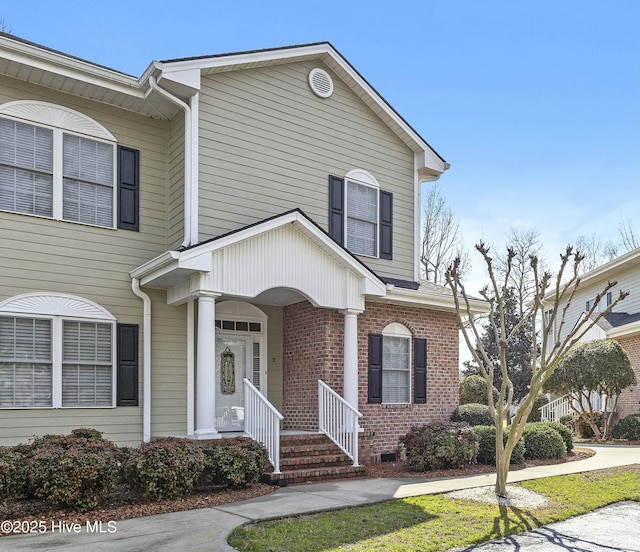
[540,395,572,422]
[243,378,284,474]
[540,392,615,422]
[318,380,363,466]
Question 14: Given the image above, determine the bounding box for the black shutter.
[117,324,139,406]
[328,175,344,245]
[414,337,427,404]
[368,333,383,404]
[379,190,393,260]
[117,146,140,231]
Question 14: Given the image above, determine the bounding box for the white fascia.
[607,320,640,339]
[381,285,489,315]
[130,251,181,285]
[0,34,144,97]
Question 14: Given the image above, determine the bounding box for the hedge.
[451,403,494,426]
[472,426,525,465]
[522,422,566,460]
[400,422,479,471]
[612,414,640,440]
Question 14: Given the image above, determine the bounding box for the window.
[0,101,139,230]
[347,180,378,256]
[585,292,612,313]
[367,324,427,404]
[382,327,411,403]
[0,117,114,226]
[0,293,138,408]
[328,171,393,259]
[544,308,555,349]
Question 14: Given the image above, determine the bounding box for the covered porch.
[130,210,386,473]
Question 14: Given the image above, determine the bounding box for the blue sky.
[3,0,638,284]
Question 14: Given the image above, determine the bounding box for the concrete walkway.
[1,444,638,552]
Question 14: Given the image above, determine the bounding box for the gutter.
[147,76,198,247]
[132,278,152,442]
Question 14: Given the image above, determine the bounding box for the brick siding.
[282,300,459,462]
[616,334,640,418]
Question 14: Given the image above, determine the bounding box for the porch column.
[341,309,361,411]
[195,291,221,439]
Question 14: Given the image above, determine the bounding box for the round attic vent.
[308,68,333,98]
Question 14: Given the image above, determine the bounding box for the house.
[542,247,640,421]
[0,33,486,472]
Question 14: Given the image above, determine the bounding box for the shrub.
[399,422,479,471]
[545,421,574,453]
[527,395,549,423]
[522,422,566,460]
[199,437,271,488]
[125,438,206,500]
[25,431,121,509]
[0,447,28,500]
[451,403,494,426]
[459,375,499,406]
[472,426,525,465]
[577,411,605,438]
[559,414,576,434]
[611,414,640,440]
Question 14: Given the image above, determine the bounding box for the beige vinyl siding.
[555,264,640,344]
[149,292,188,437]
[0,76,175,446]
[198,60,416,281]
[167,111,185,249]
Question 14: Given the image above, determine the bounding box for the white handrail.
[243,378,284,474]
[318,380,363,466]
[540,395,571,422]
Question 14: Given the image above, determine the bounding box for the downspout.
[132,278,152,442]
[147,75,195,247]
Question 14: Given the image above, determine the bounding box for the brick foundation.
[282,299,459,463]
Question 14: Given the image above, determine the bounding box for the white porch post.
[341,309,361,411]
[195,291,220,439]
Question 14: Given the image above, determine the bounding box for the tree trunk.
[494,424,509,497]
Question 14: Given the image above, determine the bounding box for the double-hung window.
[0,101,139,230]
[328,170,393,259]
[0,294,121,408]
[0,117,115,227]
[367,323,427,405]
[346,180,378,257]
[382,331,410,403]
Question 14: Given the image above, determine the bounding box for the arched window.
[0,100,139,230]
[0,293,116,408]
[381,323,412,404]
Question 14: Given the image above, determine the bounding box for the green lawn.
[229,466,640,552]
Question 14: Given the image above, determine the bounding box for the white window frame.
[0,293,116,409]
[544,308,555,350]
[0,101,117,229]
[381,322,412,404]
[344,169,380,258]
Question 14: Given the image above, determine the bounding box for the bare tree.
[495,227,543,316]
[574,234,617,273]
[619,218,639,252]
[446,243,628,497]
[0,17,12,33]
[420,185,468,284]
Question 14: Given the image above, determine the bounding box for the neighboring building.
[543,248,640,420]
[0,33,485,467]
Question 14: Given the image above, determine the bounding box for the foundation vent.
[308,68,333,98]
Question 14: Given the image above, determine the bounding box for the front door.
[215,334,263,431]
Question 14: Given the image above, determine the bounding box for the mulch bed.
[0,448,595,533]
